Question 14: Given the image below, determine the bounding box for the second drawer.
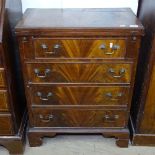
[28,85,130,106]
[26,62,132,84]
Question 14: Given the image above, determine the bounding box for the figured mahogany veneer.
[29,85,130,106]
[33,39,126,59]
[15,8,144,148]
[32,108,127,128]
[26,62,132,84]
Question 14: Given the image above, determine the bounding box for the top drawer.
[32,38,126,59]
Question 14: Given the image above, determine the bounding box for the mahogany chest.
[15,8,144,147]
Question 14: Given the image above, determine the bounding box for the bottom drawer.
[0,114,14,135]
[32,109,127,128]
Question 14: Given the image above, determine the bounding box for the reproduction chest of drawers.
[16,8,144,147]
[0,0,26,154]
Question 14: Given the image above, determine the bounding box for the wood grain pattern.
[139,65,155,132]
[0,68,6,87]
[26,62,132,84]
[32,108,127,128]
[28,85,130,106]
[33,39,126,59]
[0,114,13,135]
[0,90,9,111]
[15,8,143,147]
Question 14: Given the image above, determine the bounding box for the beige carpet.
[0,135,155,155]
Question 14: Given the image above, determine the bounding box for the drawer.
[29,86,130,106]
[0,68,6,87]
[0,114,14,135]
[32,108,127,128]
[0,90,9,111]
[33,39,126,59]
[26,62,132,84]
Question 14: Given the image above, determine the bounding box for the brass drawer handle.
[99,44,120,55]
[34,68,51,79]
[105,92,123,100]
[41,43,61,54]
[108,68,126,78]
[39,114,54,123]
[112,45,120,50]
[104,115,119,122]
[37,92,53,101]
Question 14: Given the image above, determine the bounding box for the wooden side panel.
[139,65,155,133]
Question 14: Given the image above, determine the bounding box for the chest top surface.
[16,8,143,33]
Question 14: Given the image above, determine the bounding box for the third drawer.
[28,85,130,107]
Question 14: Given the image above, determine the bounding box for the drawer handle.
[105,92,123,100]
[41,43,61,54]
[104,115,119,122]
[39,114,54,123]
[37,92,53,101]
[108,68,126,78]
[99,44,120,55]
[112,45,120,50]
[34,68,51,79]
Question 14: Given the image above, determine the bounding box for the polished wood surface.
[0,114,13,135]
[0,68,6,87]
[29,85,130,106]
[16,8,143,148]
[26,62,132,84]
[140,64,155,132]
[32,108,127,128]
[130,0,155,146]
[0,90,9,111]
[16,8,143,30]
[33,39,126,59]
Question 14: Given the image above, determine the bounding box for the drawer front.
[0,68,6,87]
[0,90,9,111]
[33,39,126,59]
[0,114,13,135]
[26,63,132,84]
[29,86,130,106]
[32,109,127,128]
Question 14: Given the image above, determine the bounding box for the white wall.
[22,0,138,14]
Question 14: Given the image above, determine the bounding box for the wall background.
[21,0,138,14]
